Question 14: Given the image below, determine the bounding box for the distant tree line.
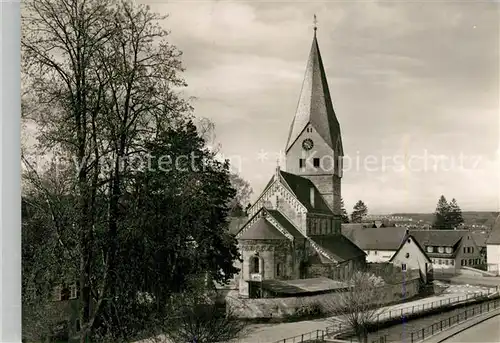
[432,195,464,230]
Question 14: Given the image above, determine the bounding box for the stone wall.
[237,239,307,297]
[227,277,421,319]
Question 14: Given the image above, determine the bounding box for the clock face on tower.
[302,138,314,151]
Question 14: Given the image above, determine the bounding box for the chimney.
[310,187,315,208]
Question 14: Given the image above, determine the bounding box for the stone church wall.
[237,239,307,297]
[227,277,421,319]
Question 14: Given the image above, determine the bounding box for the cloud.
[140,0,499,213]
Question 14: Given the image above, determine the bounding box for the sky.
[141,1,498,214]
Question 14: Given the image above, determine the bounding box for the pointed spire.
[285,24,343,155]
[313,14,318,35]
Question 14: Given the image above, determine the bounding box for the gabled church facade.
[234,27,366,298]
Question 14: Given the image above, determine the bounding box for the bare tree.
[323,271,388,343]
[162,282,249,343]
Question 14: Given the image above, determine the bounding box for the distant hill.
[391,211,499,227]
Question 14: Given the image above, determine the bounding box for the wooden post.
[411,332,414,343]
[422,328,425,340]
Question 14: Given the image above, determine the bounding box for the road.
[441,314,500,342]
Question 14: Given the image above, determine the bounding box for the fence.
[274,290,494,343]
[274,325,340,343]
[406,297,500,343]
[373,290,493,323]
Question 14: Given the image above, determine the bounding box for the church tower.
[285,20,344,222]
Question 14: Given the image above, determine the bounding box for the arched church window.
[251,256,260,274]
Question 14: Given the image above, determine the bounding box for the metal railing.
[275,325,340,343]
[373,289,493,323]
[273,290,494,343]
[407,297,500,343]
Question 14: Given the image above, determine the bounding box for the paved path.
[231,291,491,343]
[440,314,500,342]
[442,283,497,295]
[438,275,500,288]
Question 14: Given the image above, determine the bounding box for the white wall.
[486,245,500,275]
[390,237,430,282]
[365,250,395,263]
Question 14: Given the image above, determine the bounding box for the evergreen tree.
[433,195,451,230]
[447,198,464,229]
[341,197,350,223]
[351,200,368,223]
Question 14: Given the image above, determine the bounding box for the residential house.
[389,234,433,283]
[342,225,408,263]
[470,230,489,264]
[409,230,484,272]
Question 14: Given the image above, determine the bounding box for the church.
[233,25,367,298]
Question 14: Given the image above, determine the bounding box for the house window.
[463,247,467,254]
[469,259,473,265]
[438,259,442,265]
[471,247,474,254]
[444,260,449,265]
[374,250,378,255]
[299,159,305,168]
[402,264,407,271]
[427,246,434,253]
[313,158,320,168]
[445,247,453,253]
[251,256,260,274]
[451,260,454,266]
[438,247,444,253]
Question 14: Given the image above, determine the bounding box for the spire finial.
[313,14,318,34]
